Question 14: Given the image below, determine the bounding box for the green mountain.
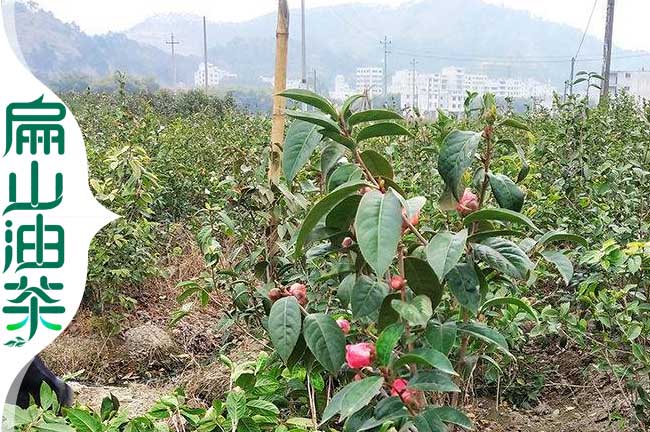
[6,0,649,89]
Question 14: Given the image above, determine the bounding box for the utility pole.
[600,0,615,101]
[165,33,180,88]
[381,35,391,99]
[313,69,317,93]
[569,56,576,96]
[203,17,209,92]
[411,58,417,109]
[300,0,307,89]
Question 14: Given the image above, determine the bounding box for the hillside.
[9,1,199,87]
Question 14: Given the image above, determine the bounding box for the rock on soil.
[124,324,178,363]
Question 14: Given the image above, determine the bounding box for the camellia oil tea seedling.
[260,88,586,430]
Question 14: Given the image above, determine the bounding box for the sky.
[19,0,650,51]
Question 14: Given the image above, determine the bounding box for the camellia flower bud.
[268,288,283,302]
[345,342,375,369]
[289,283,308,306]
[390,275,406,290]
[359,186,373,195]
[336,318,351,334]
[455,188,479,216]
[401,208,421,232]
[341,237,354,249]
[391,378,417,404]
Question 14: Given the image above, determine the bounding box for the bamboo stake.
[268,0,289,185]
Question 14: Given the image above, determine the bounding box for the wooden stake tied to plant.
[268,0,289,185]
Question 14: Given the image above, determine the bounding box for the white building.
[356,67,384,98]
[608,70,650,100]
[330,75,354,101]
[194,63,236,88]
[389,65,555,115]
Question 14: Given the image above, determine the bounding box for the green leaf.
[536,231,588,248]
[65,409,102,432]
[282,121,323,183]
[463,208,539,232]
[327,163,364,193]
[488,173,524,212]
[246,399,280,417]
[457,321,512,358]
[294,181,367,257]
[226,390,248,430]
[321,142,347,175]
[268,297,302,363]
[425,321,457,355]
[473,237,533,280]
[285,109,340,132]
[408,371,460,392]
[403,257,443,309]
[356,122,413,142]
[360,149,394,179]
[321,129,356,150]
[541,250,574,285]
[341,94,365,120]
[393,347,457,375]
[426,229,468,281]
[468,229,524,243]
[378,293,401,330]
[322,377,384,424]
[437,130,483,200]
[431,406,473,430]
[498,116,532,132]
[349,109,403,126]
[480,296,537,320]
[391,295,433,327]
[33,423,75,432]
[354,190,402,275]
[413,409,447,432]
[500,139,530,183]
[352,275,389,319]
[279,89,338,118]
[237,417,261,432]
[376,323,404,366]
[446,263,480,315]
[303,313,346,373]
[336,273,356,307]
[326,195,361,230]
[39,382,55,411]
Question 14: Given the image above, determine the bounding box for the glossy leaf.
[322,377,384,423]
[327,164,364,192]
[349,109,403,126]
[463,207,539,232]
[488,173,524,212]
[536,231,588,248]
[391,295,433,327]
[376,323,404,366]
[413,409,447,432]
[279,89,338,118]
[403,257,443,309]
[268,297,302,363]
[498,116,532,132]
[480,296,537,320]
[294,181,367,257]
[468,229,524,243]
[437,130,483,200]
[393,347,457,375]
[283,121,323,183]
[377,293,401,330]
[431,406,473,430]
[446,263,480,315]
[285,109,340,132]
[321,129,356,150]
[360,149,394,179]
[426,229,468,281]
[303,313,346,373]
[326,194,361,229]
[354,190,402,275]
[425,321,457,355]
[356,122,413,142]
[457,321,512,358]
[541,249,574,285]
[321,142,347,175]
[408,371,460,392]
[352,275,389,319]
[473,237,534,280]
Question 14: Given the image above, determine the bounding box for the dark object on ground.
[16,356,73,409]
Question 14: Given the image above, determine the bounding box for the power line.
[575,0,599,61]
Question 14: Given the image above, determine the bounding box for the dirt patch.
[69,382,174,417]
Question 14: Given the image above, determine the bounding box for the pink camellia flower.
[390,378,417,404]
[455,188,480,216]
[341,237,354,249]
[345,342,375,369]
[390,275,406,291]
[336,318,351,334]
